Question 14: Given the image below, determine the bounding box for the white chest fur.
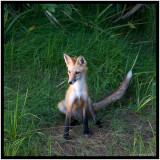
[69,74,88,105]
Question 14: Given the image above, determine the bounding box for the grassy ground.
[4,4,156,156]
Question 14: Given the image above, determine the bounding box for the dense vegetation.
[4,3,156,156]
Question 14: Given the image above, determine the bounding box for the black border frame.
[1,1,159,159]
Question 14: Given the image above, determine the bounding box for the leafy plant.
[41,4,57,13]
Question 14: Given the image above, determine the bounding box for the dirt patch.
[41,108,156,156]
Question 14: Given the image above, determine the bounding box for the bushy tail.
[93,70,132,111]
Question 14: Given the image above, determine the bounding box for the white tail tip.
[127,70,132,79]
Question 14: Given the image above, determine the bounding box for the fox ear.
[64,54,72,66]
[76,56,87,66]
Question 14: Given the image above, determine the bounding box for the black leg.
[63,114,70,140]
[83,107,90,137]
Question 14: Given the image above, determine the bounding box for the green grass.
[4,4,156,156]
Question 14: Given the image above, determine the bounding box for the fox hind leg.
[88,98,102,128]
[70,119,81,128]
[58,100,67,114]
[83,101,90,137]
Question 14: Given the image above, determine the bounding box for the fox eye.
[68,70,71,74]
[75,71,80,74]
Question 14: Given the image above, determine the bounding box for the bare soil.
[41,108,156,156]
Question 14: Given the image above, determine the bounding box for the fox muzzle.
[68,77,80,85]
[68,80,76,85]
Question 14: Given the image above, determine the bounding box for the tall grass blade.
[21,88,28,114]
[97,4,113,19]
[4,10,31,35]
[148,119,156,146]
[131,45,141,71]
[135,96,156,113]
[13,90,19,139]
[11,137,26,156]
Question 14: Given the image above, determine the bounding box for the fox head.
[64,54,87,85]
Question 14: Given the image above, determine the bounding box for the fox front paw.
[84,130,90,137]
[63,135,72,140]
[84,133,91,137]
[63,133,71,140]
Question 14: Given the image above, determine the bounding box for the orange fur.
[58,54,132,134]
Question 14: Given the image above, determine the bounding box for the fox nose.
[68,81,73,84]
[68,80,76,85]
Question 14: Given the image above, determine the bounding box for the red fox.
[58,54,132,139]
